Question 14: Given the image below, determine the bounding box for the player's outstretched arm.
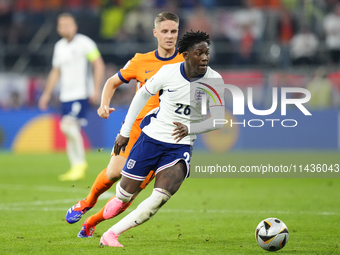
[38,67,60,111]
[97,74,123,119]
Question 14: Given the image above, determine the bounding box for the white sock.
[116,181,134,203]
[109,188,171,235]
[60,117,86,167]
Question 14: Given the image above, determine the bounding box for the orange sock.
[87,206,106,226]
[87,195,134,226]
[85,168,114,206]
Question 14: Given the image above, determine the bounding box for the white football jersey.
[52,34,98,102]
[142,62,224,145]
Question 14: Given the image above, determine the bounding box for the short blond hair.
[154,12,179,28]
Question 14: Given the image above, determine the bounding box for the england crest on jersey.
[127,159,136,169]
[194,89,205,102]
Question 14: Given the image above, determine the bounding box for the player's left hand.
[97,105,115,119]
[172,122,188,143]
[114,133,129,155]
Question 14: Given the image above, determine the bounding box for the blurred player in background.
[65,12,184,238]
[100,30,225,247]
[38,13,105,181]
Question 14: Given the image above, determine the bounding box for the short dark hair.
[57,12,77,24]
[154,12,179,27]
[177,30,210,54]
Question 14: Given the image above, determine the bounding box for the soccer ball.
[255,218,289,251]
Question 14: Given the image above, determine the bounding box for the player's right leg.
[78,167,155,237]
[74,124,142,235]
[100,161,187,247]
[66,155,126,224]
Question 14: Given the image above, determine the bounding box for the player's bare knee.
[155,161,186,195]
[120,176,142,195]
[106,156,126,182]
[106,165,122,182]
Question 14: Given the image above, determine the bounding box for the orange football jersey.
[118,49,184,121]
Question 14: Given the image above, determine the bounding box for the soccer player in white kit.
[39,13,105,181]
[99,31,225,247]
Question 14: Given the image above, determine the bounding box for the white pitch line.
[0,191,115,207]
[0,184,92,194]
[1,199,83,207]
[0,205,338,216]
[159,208,339,216]
[0,184,338,216]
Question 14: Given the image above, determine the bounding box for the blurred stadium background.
[1,0,340,153]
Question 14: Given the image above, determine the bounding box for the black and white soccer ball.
[255,218,289,251]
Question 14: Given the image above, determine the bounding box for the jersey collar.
[155,49,178,61]
[180,62,206,81]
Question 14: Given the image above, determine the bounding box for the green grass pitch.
[0,150,339,254]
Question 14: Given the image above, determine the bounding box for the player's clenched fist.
[97,105,115,119]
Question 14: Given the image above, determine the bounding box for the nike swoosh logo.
[168,89,177,92]
[145,70,154,73]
